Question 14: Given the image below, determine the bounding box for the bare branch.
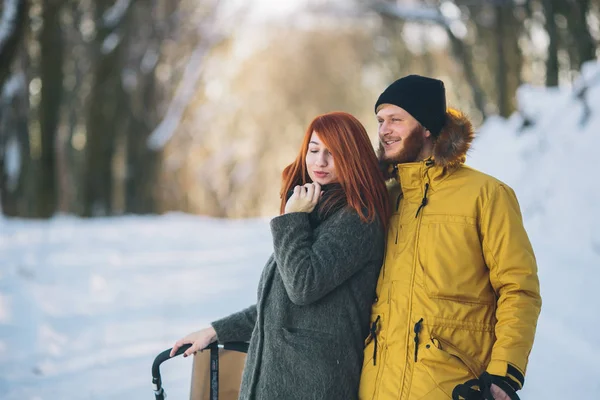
[146,3,226,150]
[0,0,27,91]
[146,33,224,151]
[1,70,24,99]
[0,0,19,49]
[372,1,446,25]
[102,0,133,30]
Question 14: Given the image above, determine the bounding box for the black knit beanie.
[375,75,447,137]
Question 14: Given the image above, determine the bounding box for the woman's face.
[306,131,337,185]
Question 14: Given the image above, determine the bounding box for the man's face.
[377,104,429,164]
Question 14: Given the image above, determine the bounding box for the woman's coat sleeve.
[270,210,383,306]
[211,305,257,343]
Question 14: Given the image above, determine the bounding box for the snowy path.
[0,215,270,399]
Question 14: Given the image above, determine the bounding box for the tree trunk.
[568,0,596,69]
[543,0,559,86]
[0,73,30,217]
[445,26,488,118]
[0,0,30,217]
[495,4,509,117]
[82,1,131,217]
[495,2,522,117]
[124,0,165,214]
[125,76,160,214]
[37,0,63,218]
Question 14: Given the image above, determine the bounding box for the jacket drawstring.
[413,318,424,362]
[415,183,429,218]
[370,315,381,365]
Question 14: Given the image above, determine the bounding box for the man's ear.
[423,128,432,139]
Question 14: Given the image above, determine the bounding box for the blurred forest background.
[0,0,598,219]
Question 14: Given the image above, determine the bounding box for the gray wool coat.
[211,207,385,400]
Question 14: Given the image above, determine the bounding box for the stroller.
[153,342,521,400]
[152,342,249,400]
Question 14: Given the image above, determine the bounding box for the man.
[358,75,542,400]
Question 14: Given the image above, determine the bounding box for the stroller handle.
[152,341,249,400]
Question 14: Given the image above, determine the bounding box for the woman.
[171,111,390,399]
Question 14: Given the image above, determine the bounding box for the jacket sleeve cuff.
[270,212,311,235]
[486,360,525,390]
[210,306,256,343]
[211,318,237,343]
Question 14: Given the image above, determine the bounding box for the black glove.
[452,371,521,400]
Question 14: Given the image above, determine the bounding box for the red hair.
[279,112,390,230]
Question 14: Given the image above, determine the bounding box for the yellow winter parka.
[359,110,542,400]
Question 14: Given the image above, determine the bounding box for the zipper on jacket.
[400,165,431,394]
[415,183,429,218]
[370,315,381,365]
[394,193,402,244]
[413,318,424,362]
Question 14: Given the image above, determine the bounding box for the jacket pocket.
[412,337,475,399]
[419,218,495,304]
[279,327,358,399]
[430,335,485,378]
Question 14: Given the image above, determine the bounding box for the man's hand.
[284,183,322,214]
[490,384,511,400]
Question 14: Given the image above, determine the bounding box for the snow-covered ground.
[0,216,272,399]
[1,61,599,399]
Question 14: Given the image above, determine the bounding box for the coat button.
[426,344,430,349]
[373,296,378,303]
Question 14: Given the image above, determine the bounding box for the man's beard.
[378,126,425,165]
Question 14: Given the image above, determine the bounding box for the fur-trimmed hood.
[433,108,475,169]
[379,108,475,179]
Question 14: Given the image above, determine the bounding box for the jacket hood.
[433,108,475,169]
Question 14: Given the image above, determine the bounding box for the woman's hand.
[284,183,322,214]
[169,326,217,358]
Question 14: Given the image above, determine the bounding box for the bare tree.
[37,0,63,217]
[121,0,166,214]
[0,0,28,89]
[82,0,133,216]
[566,0,596,70]
[0,72,29,216]
[0,0,29,217]
[543,0,559,86]
[493,1,523,117]
[125,0,224,214]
